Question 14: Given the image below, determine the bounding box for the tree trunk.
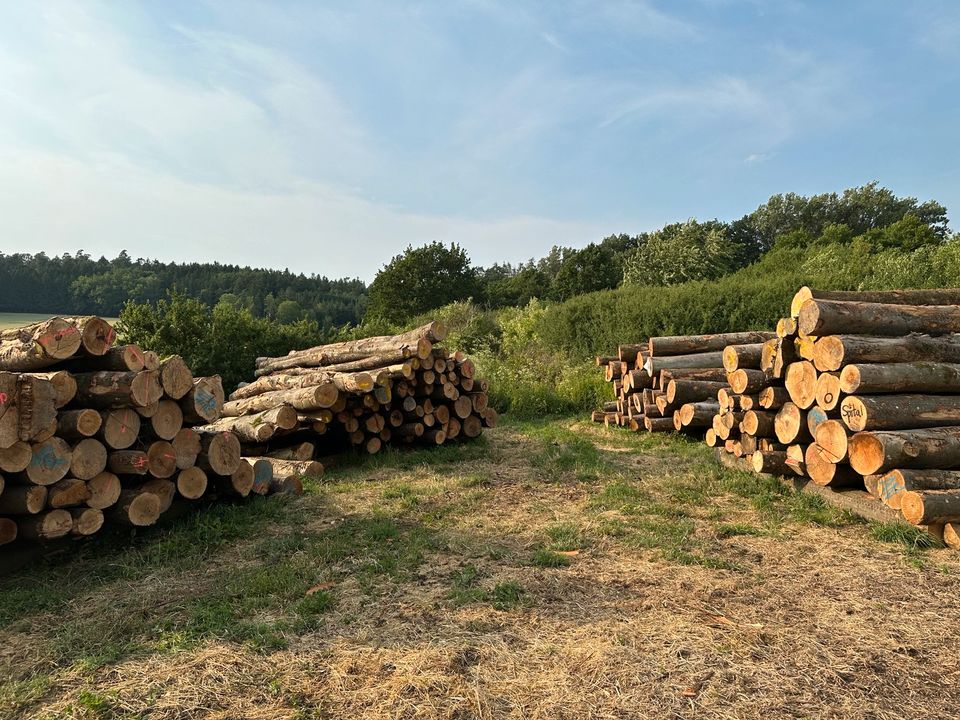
[70,507,104,536]
[799,299,960,338]
[678,401,719,427]
[221,383,337,417]
[658,368,730,386]
[804,444,861,487]
[181,376,226,423]
[727,369,770,395]
[25,437,72,485]
[840,362,960,396]
[790,286,960,318]
[840,394,960,432]
[849,427,960,475]
[721,343,766,372]
[48,477,92,508]
[17,509,73,539]
[22,370,76,408]
[814,334,960,372]
[752,450,790,475]
[99,408,141,450]
[645,351,725,374]
[0,441,32,472]
[758,386,791,410]
[69,438,108,480]
[62,316,115,357]
[255,321,446,375]
[666,380,727,405]
[784,361,818,409]
[172,428,201,469]
[107,488,161,527]
[249,457,324,481]
[0,317,82,371]
[108,450,150,476]
[73,371,162,408]
[774,403,810,445]
[176,466,208,499]
[648,331,776,356]
[86,471,121,509]
[642,416,673,432]
[0,485,47,514]
[814,372,842,411]
[741,410,776,437]
[874,469,960,510]
[234,371,371,399]
[196,432,242,476]
[901,490,960,525]
[66,344,145,372]
[57,409,103,440]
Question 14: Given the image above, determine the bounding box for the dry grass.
[2,418,960,719]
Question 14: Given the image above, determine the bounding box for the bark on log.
[17,509,72,539]
[181,376,226,423]
[840,362,960,396]
[267,442,315,462]
[0,441,32,472]
[790,286,960,318]
[154,355,193,400]
[874,469,960,510]
[0,318,82,371]
[644,417,675,433]
[814,334,960,372]
[221,384,337,417]
[799,299,960,338]
[172,428,201,470]
[108,451,150,476]
[804,444,862,488]
[752,450,790,475]
[0,485,47,514]
[760,338,779,373]
[196,432,242,476]
[814,372,843,411]
[840,395,960,432]
[141,479,176,513]
[107,488,161,527]
[213,462,252,497]
[70,507,104,536]
[22,370,76,408]
[66,344,145,372]
[176,466,208,500]
[195,405,293,443]
[99,408,141,450]
[901,490,960,525]
[784,361,818,409]
[679,402,720,427]
[86,471,121,509]
[57,409,103,440]
[722,344,766,372]
[250,457,323,481]
[645,352,725,374]
[69,438,108,481]
[648,331,776,356]
[742,410,776,437]
[73,371,162,408]
[659,368,730,386]
[849,427,960,475]
[48,477,92,508]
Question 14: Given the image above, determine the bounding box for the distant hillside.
[0,251,367,328]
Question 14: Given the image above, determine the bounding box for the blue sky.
[0,1,957,280]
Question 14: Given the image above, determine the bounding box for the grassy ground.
[0,313,119,330]
[1,418,959,719]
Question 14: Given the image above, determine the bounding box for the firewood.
[741,410,776,437]
[814,335,960,372]
[0,518,16,545]
[66,344,145,372]
[141,479,177,513]
[659,368,730,385]
[22,370,76,408]
[943,522,960,550]
[758,386,791,410]
[142,351,160,371]
[806,406,832,438]
[667,380,728,405]
[727,369,770,395]
[774,403,809,445]
[752,450,790,475]
[267,442,315,461]
[232,371,367,400]
[645,352,725,374]
[221,383,336,418]
[62,316,115,357]
[108,450,150,476]
[840,361,960,395]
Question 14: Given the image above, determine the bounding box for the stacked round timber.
[814,335,960,372]
[798,299,960,339]
[0,318,83,371]
[790,286,960,318]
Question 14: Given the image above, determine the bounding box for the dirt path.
[1,418,959,719]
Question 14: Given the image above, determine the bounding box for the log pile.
[0,316,302,549]
[226,322,494,462]
[593,286,960,549]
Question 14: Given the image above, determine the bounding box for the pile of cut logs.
[0,316,302,548]
[593,286,960,549]
[223,322,495,461]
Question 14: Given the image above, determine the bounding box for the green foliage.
[622,220,740,286]
[118,292,324,392]
[365,242,481,323]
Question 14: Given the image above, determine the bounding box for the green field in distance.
[0,312,119,330]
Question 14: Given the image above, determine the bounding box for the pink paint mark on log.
[0,392,7,405]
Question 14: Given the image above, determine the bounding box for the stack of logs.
[218,321,495,463]
[593,286,960,549]
[0,316,302,548]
